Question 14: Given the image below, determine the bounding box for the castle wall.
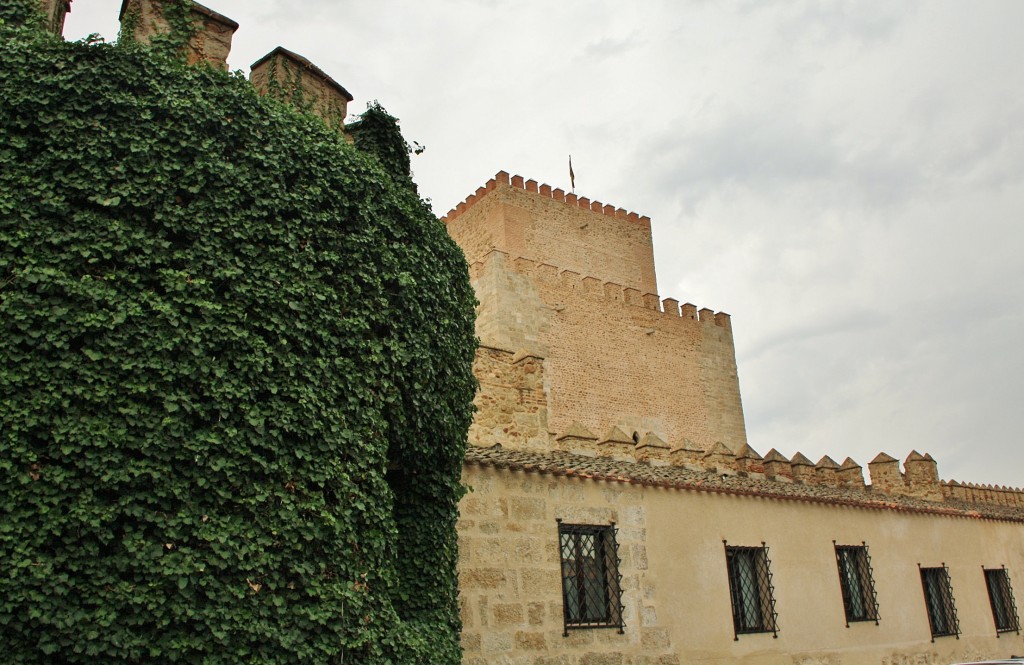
[459,460,1024,665]
[467,248,747,453]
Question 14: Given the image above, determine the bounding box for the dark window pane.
[558,523,623,633]
[725,544,778,637]
[835,545,878,624]
[920,566,959,638]
[985,568,1020,633]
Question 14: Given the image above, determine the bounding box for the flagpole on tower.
[569,155,575,194]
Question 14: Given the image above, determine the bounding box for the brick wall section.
[466,247,747,453]
[458,463,681,665]
[446,188,502,275]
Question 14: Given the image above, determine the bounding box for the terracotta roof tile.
[463,445,1024,523]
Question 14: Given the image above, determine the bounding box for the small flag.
[569,155,575,193]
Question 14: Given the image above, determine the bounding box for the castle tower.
[445,172,748,453]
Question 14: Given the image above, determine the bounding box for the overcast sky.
[63,1,1024,489]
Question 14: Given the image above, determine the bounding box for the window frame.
[919,564,960,640]
[834,542,880,626]
[983,566,1021,636]
[723,541,779,639]
[556,520,624,636]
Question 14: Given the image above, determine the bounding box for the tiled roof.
[463,445,1024,523]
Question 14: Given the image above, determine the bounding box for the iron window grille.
[834,542,880,626]
[724,541,779,639]
[984,567,1021,635]
[557,520,624,635]
[919,564,960,640]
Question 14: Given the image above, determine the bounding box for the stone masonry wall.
[470,346,549,450]
[458,464,680,665]
[468,250,553,359]
[40,0,71,36]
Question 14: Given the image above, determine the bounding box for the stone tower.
[444,171,748,454]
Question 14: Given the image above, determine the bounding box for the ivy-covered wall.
[0,7,476,664]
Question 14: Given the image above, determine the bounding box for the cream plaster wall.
[458,464,1024,665]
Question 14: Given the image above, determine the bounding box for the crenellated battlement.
[468,248,732,333]
[441,170,651,229]
[537,422,1024,511]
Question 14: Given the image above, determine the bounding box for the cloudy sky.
[64,1,1024,488]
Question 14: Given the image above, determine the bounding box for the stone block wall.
[40,0,71,36]
[458,464,680,665]
[460,452,1024,665]
[470,346,549,450]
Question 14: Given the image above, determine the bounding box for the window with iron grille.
[919,565,959,640]
[984,567,1020,634]
[724,542,779,639]
[557,521,624,635]
[834,543,879,625]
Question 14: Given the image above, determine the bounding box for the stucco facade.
[445,173,1024,664]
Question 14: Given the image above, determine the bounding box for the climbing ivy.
[0,0,45,31]
[0,15,476,665]
[349,102,422,188]
[118,0,198,61]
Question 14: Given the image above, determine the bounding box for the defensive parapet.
[511,427,1024,511]
[119,0,239,70]
[468,250,733,333]
[445,171,659,294]
[110,1,354,134]
[442,170,652,230]
[250,47,353,131]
